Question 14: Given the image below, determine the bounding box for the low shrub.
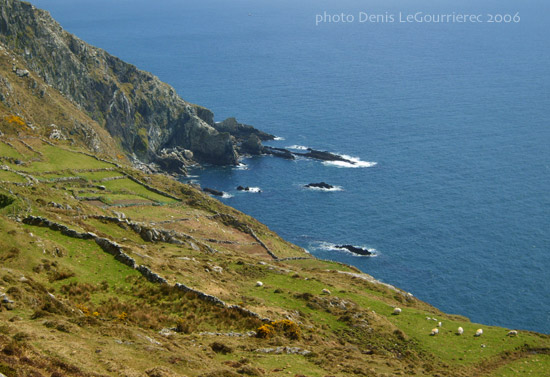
[256,320,301,340]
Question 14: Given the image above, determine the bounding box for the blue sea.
[32,0,550,333]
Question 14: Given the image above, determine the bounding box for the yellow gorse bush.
[4,115,26,127]
[256,319,301,340]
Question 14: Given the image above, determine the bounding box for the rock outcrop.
[213,117,274,143]
[0,0,238,166]
[203,187,224,197]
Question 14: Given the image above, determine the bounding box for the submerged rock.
[295,148,354,164]
[335,244,373,256]
[263,146,295,159]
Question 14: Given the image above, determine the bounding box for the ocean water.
[32,0,550,333]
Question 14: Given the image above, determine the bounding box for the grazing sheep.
[507,330,518,337]
[430,328,439,336]
[457,327,464,335]
[255,281,263,287]
[438,321,442,327]
[322,288,331,295]
[393,308,402,315]
[475,329,483,337]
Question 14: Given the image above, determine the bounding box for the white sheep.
[475,328,483,337]
[393,307,402,315]
[457,327,464,335]
[438,321,442,327]
[507,330,518,337]
[430,328,439,336]
[255,281,263,287]
[322,288,331,295]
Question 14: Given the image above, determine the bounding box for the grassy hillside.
[0,135,548,377]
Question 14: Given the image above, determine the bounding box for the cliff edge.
[0,0,239,168]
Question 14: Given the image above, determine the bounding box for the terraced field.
[0,136,548,376]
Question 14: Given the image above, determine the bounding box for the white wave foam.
[315,241,377,257]
[234,163,248,170]
[285,147,376,168]
[274,136,285,141]
[303,185,343,192]
[238,187,262,193]
[322,155,377,169]
[286,145,309,151]
[221,193,234,199]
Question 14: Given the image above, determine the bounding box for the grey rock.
[15,68,29,77]
[154,147,190,174]
[158,328,176,337]
[255,347,311,355]
[240,134,263,155]
[48,124,66,140]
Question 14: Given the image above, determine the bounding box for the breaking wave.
[286,145,309,150]
[322,154,377,168]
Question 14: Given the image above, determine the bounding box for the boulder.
[48,124,66,140]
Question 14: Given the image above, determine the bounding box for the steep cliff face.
[0,0,238,166]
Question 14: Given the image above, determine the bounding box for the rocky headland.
[0,0,273,172]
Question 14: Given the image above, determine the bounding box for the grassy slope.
[0,136,548,377]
